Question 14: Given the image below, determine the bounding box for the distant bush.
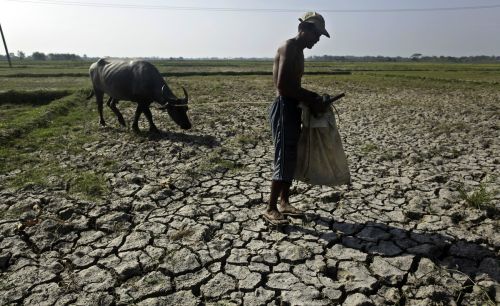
[31,51,47,61]
[47,53,82,61]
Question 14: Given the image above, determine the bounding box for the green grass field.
[1,60,499,87]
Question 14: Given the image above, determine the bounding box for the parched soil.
[0,78,499,305]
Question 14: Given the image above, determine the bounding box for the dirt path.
[0,84,498,305]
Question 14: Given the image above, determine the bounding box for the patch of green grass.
[198,147,246,173]
[5,161,109,202]
[0,77,90,92]
[101,158,120,172]
[458,184,496,211]
[200,155,245,173]
[379,150,402,161]
[67,171,109,200]
[0,91,85,142]
[7,162,65,189]
[0,91,108,201]
[360,142,378,154]
[211,157,238,169]
[235,133,260,146]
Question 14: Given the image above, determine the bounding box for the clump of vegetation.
[361,142,378,154]
[235,133,259,146]
[209,156,244,171]
[198,147,245,173]
[7,163,64,189]
[458,184,493,209]
[68,171,109,200]
[458,184,498,217]
[379,150,402,161]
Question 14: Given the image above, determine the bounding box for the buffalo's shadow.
[285,213,499,283]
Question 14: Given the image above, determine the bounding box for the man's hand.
[321,94,331,105]
[310,94,331,117]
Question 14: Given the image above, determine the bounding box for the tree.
[17,50,25,60]
[32,51,47,60]
[410,53,422,61]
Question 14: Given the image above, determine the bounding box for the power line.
[5,0,500,13]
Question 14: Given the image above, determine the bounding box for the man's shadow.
[285,213,498,284]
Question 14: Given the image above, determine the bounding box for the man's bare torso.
[273,39,304,97]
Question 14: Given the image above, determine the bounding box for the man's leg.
[277,180,303,215]
[264,97,289,223]
[264,180,288,222]
[279,181,291,205]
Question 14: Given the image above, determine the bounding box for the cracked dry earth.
[0,82,499,305]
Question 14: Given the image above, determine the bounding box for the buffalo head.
[160,85,191,130]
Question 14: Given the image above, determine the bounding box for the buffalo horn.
[161,85,167,100]
[181,87,188,103]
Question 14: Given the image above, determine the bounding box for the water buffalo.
[88,59,191,132]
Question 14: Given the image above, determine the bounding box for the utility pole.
[0,23,12,68]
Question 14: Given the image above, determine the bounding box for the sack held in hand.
[295,103,351,186]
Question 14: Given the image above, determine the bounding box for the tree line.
[308,54,500,63]
[1,51,499,63]
[0,51,90,61]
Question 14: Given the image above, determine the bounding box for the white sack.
[295,104,351,186]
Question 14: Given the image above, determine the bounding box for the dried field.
[0,60,499,305]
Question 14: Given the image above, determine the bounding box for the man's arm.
[275,42,319,105]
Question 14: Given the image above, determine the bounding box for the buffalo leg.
[107,98,126,127]
[132,104,143,132]
[142,105,160,134]
[95,90,106,126]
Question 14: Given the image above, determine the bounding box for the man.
[264,12,331,225]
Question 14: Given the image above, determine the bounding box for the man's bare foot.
[278,203,304,216]
[262,209,289,225]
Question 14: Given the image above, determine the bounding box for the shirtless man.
[264,12,331,224]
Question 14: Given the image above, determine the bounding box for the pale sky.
[1,0,499,58]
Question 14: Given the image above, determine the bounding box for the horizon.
[3,54,500,60]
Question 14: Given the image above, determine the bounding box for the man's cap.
[298,12,330,38]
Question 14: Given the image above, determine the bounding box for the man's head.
[298,12,330,49]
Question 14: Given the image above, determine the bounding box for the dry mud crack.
[0,85,499,305]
